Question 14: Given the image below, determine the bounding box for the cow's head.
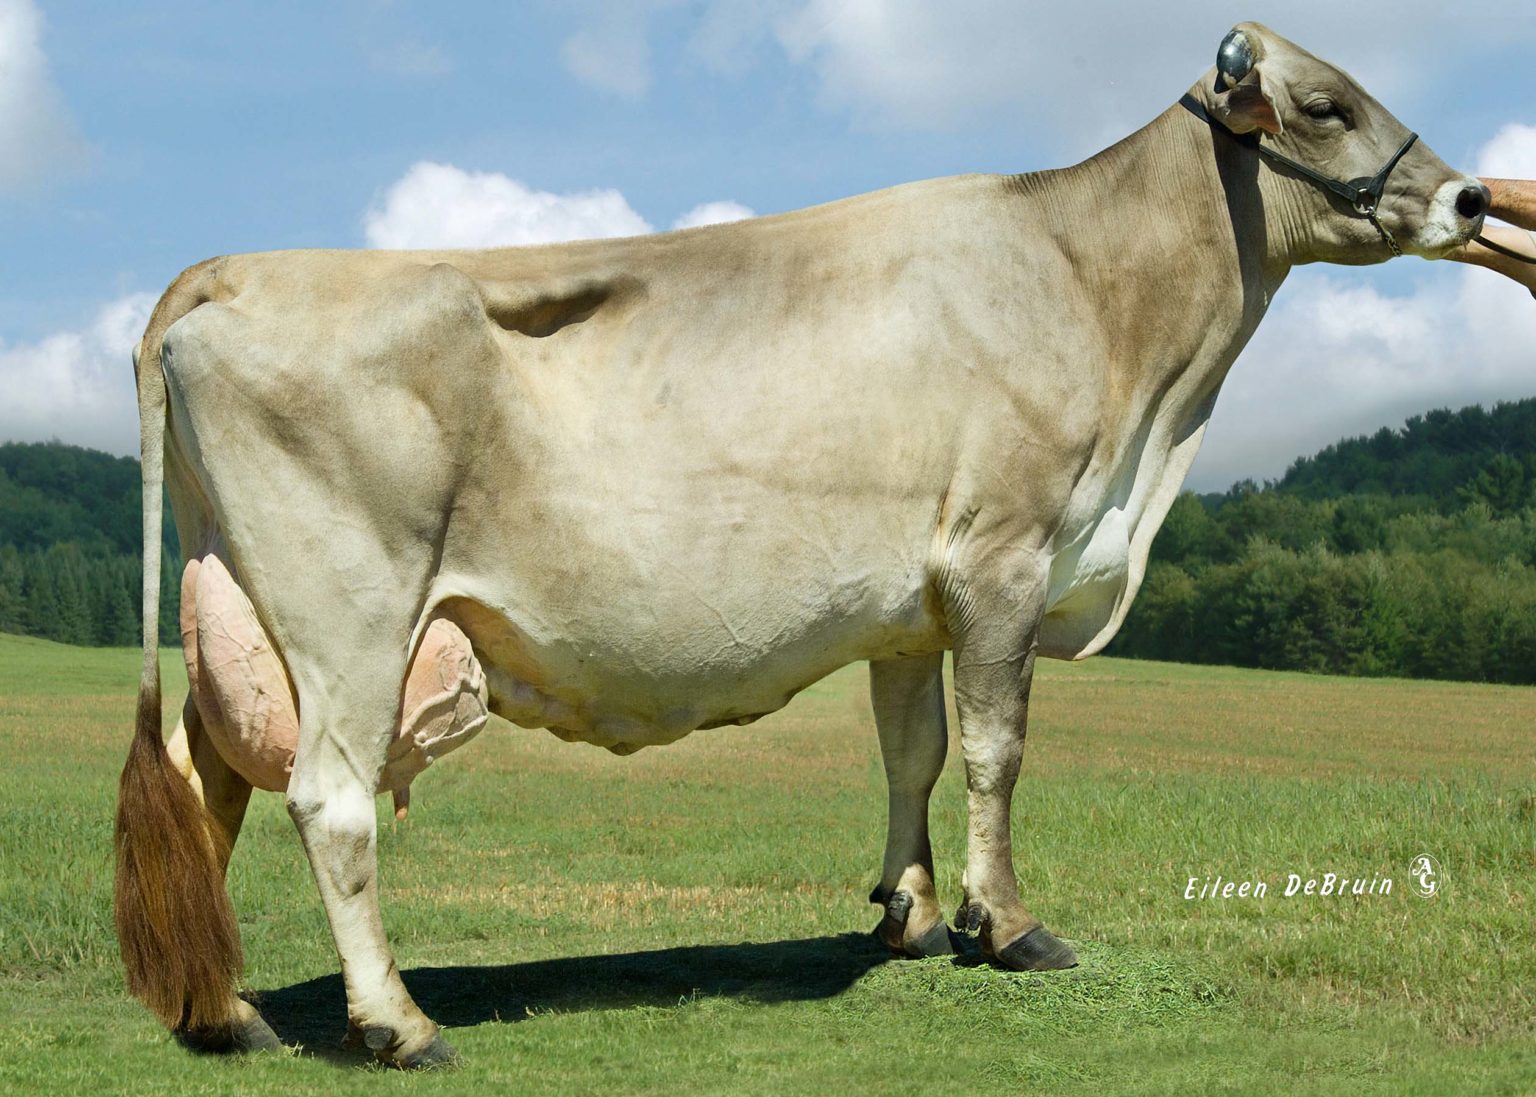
[1199,22,1485,263]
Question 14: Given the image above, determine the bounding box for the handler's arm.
[1482,178,1536,230]
[1446,226,1536,294]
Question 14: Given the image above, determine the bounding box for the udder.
[180,556,489,816]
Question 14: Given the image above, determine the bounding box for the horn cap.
[1217,29,1254,89]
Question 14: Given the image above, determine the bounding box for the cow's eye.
[1304,99,1344,122]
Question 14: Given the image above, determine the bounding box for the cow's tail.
[114,267,244,1032]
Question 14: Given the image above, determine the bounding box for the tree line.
[1107,399,1536,684]
[0,441,179,646]
[0,542,177,647]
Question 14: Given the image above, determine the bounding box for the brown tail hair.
[114,276,244,1031]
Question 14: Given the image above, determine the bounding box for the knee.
[286,784,377,895]
[284,770,325,826]
[285,790,322,827]
[285,776,374,836]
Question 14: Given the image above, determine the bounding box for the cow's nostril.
[1456,185,1489,221]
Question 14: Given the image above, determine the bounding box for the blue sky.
[3,1,1535,489]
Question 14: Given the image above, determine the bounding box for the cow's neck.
[1008,97,1294,403]
[996,97,1304,660]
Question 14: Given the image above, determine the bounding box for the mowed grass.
[0,631,1533,1095]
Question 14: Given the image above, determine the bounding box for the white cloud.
[0,293,155,456]
[558,1,673,97]
[363,162,655,249]
[671,200,755,229]
[775,0,1054,133]
[365,161,757,248]
[1190,263,1536,491]
[1475,123,1536,179]
[553,1,1536,157]
[0,0,86,190]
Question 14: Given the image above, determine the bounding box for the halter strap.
[1473,232,1536,265]
[1178,93,1417,257]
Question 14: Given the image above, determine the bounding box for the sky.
[1,0,1534,491]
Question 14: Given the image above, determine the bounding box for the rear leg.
[176,555,482,1062]
[285,643,458,1069]
[166,697,251,870]
[868,654,955,958]
[163,698,280,1052]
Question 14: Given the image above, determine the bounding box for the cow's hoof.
[176,1010,282,1056]
[231,1011,284,1054]
[351,1024,458,1069]
[358,1024,459,1070]
[394,1033,460,1070]
[872,888,955,958]
[993,925,1078,972]
[907,918,957,957]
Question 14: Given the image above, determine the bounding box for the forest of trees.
[0,441,178,646]
[1107,399,1536,684]
[4,397,1536,685]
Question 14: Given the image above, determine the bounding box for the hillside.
[1273,399,1536,509]
[0,441,177,646]
[1107,397,1536,684]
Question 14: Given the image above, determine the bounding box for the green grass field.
[0,631,1532,1094]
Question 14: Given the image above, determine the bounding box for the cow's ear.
[1215,70,1283,136]
[1212,27,1283,136]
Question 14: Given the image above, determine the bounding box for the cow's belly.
[435,574,946,754]
[483,659,829,754]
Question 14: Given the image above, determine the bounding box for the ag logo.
[1408,854,1441,899]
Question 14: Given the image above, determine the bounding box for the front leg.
[948,586,1078,971]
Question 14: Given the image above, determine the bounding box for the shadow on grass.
[254,932,893,1059]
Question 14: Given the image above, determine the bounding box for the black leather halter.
[1180,93,1536,266]
[1179,93,1418,256]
